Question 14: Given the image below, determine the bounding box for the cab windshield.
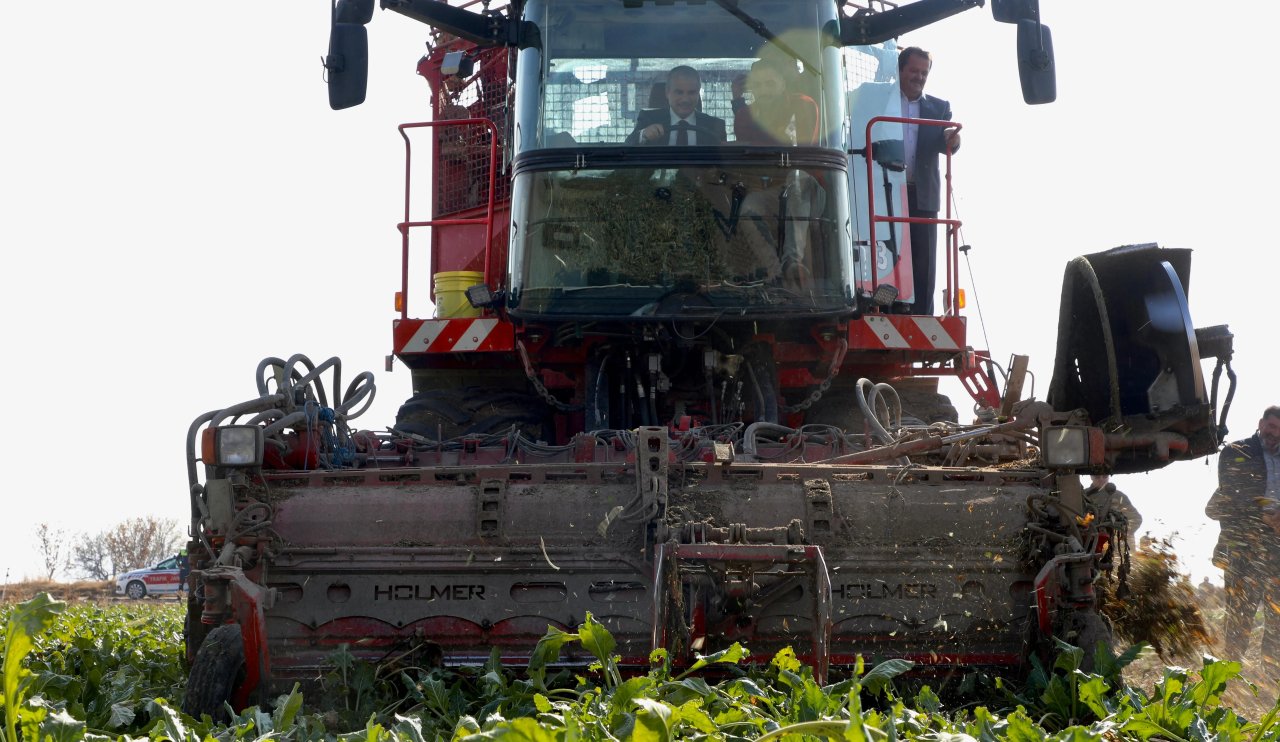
[508,0,853,318]
[515,0,844,151]
[508,163,850,316]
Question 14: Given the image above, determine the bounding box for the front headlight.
[1042,425,1104,468]
[201,425,264,467]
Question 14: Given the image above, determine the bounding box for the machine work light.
[1041,425,1104,469]
[202,425,265,468]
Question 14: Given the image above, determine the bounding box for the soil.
[1121,645,1280,721]
[1119,582,1280,721]
[1,579,124,605]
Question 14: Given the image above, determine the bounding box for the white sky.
[3,2,1275,587]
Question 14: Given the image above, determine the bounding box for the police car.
[115,555,186,599]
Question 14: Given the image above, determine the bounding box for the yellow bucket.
[433,271,485,318]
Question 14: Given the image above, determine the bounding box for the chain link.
[517,340,584,412]
[783,338,849,414]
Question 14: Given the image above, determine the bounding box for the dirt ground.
[1,579,119,605]
[1120,583,1280,721]
[1122,644,1280,721]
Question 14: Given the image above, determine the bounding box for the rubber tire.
[803,386,959,431]
[896,388,960,425]
[183,589,210,669]
[396,387,550,442]
[125,580,147,600]
[182,624,246,722]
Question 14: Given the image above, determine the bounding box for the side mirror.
[1017,20,1056,104]
[991,0,1038,24]
[335,0,374,25]
[326,23,369,110]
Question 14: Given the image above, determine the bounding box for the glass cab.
[505,0,899,319]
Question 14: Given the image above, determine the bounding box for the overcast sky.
[3,2,1275,586]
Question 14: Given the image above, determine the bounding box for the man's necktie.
[676,121,689,146]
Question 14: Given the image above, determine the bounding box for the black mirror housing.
[991,0,1037,24]
[326,23,369,110]
[335,0,375,25]
[1017,20,1056,104]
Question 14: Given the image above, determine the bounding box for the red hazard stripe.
[393,318,515,354]
[849,315,967,351]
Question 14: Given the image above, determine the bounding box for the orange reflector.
[394,291,404,312]
[957,289,966,309]
[200,427,216,463]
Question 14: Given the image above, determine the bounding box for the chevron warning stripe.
[850,315,967,351]
[393,317,515,354]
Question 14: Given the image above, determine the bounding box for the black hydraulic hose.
[282,354,335,409]
[1212,358,1237,443]
[338,371,377,419]
[256,355,320,404]
[587,353,610,430]
[879,163,899,263]
[623,353,636,428]
[633,368,652,427]
[776,184,791,264]
[647,366,660,428]
[746,362,767,426]
[262,411,310,438]
[186,410,220,492]
[706,374,719,426]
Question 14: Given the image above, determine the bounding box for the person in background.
[627,65,726,146]
[1087,474,1142,554]
[897,46,960,315]
[730,73,748,115]
[176,549,190,593]
[733,58,818,146]
[1206,405,1280,670]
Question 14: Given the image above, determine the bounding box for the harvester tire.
[182,624,246,722]
[396,388,551,442]
[896,388,959,425]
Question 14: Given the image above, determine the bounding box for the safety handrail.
[861,115,961,317]
[397,118,500,321]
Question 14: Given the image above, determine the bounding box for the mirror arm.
[839,0,982,46]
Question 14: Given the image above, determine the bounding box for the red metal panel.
[848,315,966,352]
[393,317,516,355]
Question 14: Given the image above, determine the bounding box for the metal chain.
[517,340,584,412]
[783,338,848,413]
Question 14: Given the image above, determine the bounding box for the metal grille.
[435,50,511,215]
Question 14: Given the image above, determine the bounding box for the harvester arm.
[381,0,529,47]
[840,0,983,46]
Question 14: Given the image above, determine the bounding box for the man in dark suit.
[627,65,726,146]
[899,47,959,315]
[1206,405,1280,669]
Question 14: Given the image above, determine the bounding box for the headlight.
[201,425,264,467]
[1042,425,1104,468]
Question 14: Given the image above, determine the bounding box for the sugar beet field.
[2,594,1280,741]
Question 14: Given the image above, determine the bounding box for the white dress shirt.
[900,92,920,182]
[669,111,697,145]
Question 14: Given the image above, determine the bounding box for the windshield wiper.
[710,0,819,75]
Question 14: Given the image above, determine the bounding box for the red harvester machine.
[180,0,1236,716]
